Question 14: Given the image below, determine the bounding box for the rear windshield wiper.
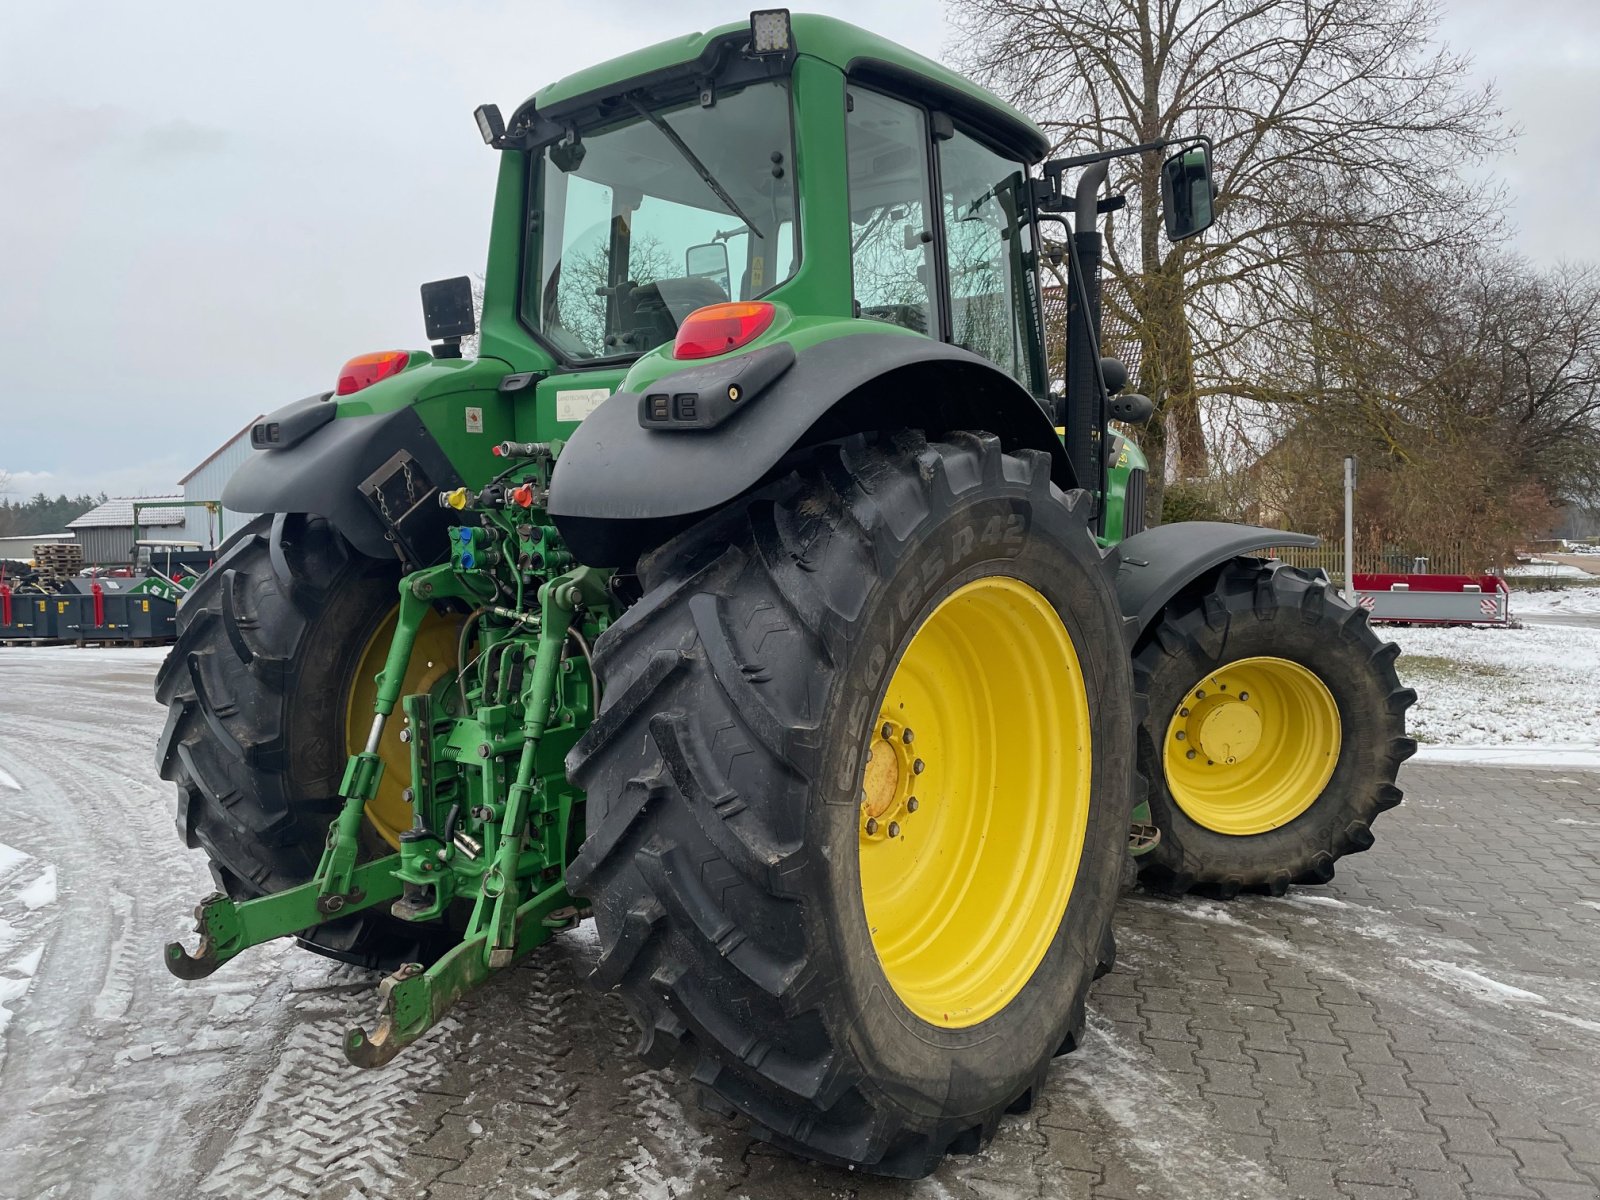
[628,97,765,240]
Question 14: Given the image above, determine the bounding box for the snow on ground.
[1513,583,1600,616]
[1388,618,1600,749]
[0,842,52,1049]
[1503,561,1593,579]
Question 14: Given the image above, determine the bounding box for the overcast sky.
[2,0,1596,503]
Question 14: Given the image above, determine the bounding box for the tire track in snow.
[198,976,454,1199]
[0,654,302,1199]
[0,840,59,1070]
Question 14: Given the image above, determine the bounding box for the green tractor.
[157,11,1415,1176]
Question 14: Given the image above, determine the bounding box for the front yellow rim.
[1163,655,1341,836]
[344,608,462,848]
[858,576,1092,1029]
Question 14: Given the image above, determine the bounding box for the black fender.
[223,403,463,563]
[1115,521,1319,641]
[547,333,1071,567]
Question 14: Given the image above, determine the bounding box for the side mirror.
[685,242,732,298]
[1160,142,1215,242]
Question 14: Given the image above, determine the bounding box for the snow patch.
[1515,584,1600,615]
[1390,622,1600,750]
[1505,561,1594,579]
[1406,959,1546,1003]
[0,766,19,790]
[0,943,46,1041]
[0,842,29,878]
[1281,893,1351,909]
[17,865,57,910]
[1173,900,1245,926]
[1060,1014,1280,1199]
[1539,1010,1600,1036]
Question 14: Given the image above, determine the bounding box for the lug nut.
[901,728,914,745]
[1239,691,1249,701]
[907,797,919,813]
[1196,689,1206,699]
[1175,730,1186,740]
[881,722,894,740]
[865,817,879,835]
[887,822,900,838]
[1179,707,1189,717]
[1186,749,1197,760]
[913,759,925,774]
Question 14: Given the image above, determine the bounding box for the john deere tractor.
[157,11,1415,1176]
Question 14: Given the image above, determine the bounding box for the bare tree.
[1239,247,1600,566]
[951,0,1510,517]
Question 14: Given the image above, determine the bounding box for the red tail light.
[336,350,410,395]
[673,302,776,360]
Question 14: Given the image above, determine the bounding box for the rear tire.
[566,432,1135,1176]
[154,513,459,969]
[1132,558,1417,896]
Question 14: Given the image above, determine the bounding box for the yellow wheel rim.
[858,577,1092,1029]
[1163,655,1341,836]
[344,607,462,848]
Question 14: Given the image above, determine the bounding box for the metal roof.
[67,497,187,529]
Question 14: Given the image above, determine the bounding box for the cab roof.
[523,12,1050,163]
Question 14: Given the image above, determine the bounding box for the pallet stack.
[34,542,83,584]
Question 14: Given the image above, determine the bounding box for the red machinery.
[1352,573,1511,625]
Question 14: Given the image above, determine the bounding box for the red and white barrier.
[1351,573,1511,626]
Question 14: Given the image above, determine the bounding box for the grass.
[1395,654,1515,684]
[1503,575,1599,593]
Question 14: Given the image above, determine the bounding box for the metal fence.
[1262,544,1485,586]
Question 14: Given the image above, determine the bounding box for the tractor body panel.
[547,330,1071,566]
[1102,434,1150,543]
[1114,521,1318,638]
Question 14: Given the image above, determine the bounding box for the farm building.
[0,531,74,564]
[66,497,186,566]
[177,416,263,548]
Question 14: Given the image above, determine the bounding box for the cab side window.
[940,130,1033,386]
[846,89,936,336]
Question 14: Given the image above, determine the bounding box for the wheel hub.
[860,719,924,837]
[1182,692,1263,765]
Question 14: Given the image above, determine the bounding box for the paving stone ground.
[2,649,1596,1200]
[383,763,1600,1200]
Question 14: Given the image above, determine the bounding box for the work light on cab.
[673,302,776,360]
[336,350,410,396]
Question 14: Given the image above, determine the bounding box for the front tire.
[1132,558,1417,896]
[566,433,1135,1176]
